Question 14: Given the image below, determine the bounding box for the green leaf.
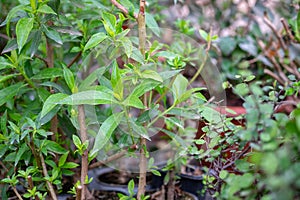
[42,24,62,45]
[0,57,15,70]
[219,170,228,179]
[145,12,160,37]
[61,162,79,169]
[172,74,188,102]
[83,32,108,52]
[91,112,123,155]
[58,90,116,105]
[72,135,82,149]
[45,140,67,154]
[37,4,57,15]
[0,74,19,83]
[142,70,163,82]
[177,87,205,103]
[16,17,34,52]
[123,95,145,109]
[32,68,63,79]
[0,82,25,106]
[41,93,68,118]
[111,60,121,89]
[199,29,208,41]
[128,179,135,196]
[130,79,160,98]
[130,118,150,140]
[15,143,28,166]
[63,66,76,93]
[58,151,69,167]
[102,12,116,37]
[120,37,133,58]
[234,83,249,96]
[79,68,106,91]
[159,70,182,81]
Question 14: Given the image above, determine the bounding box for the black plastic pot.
[88,167,155,196]
[179,166,206,200]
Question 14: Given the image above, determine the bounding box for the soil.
[65,191,121,200]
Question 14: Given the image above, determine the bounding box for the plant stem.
[12,186,23,200]
[40,153,58,200]
[137,1,147,199]
[167,170,175,200]
[77,105,89,200]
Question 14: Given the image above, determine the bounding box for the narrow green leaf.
[15,143,28,166]
[72,135,82,149]
[37,4,57,15]
[145,12,160,37]
[79,68,106,91]
[120,37,133,58]
[91,112,123,155]
[128,179,135,195]
[32,68,63,79]
[16,18,34,52]
[0,56,15,70]
[172,74,188,102]
[142,70,163,82]
[41,93,68,118]
[0,82,25,106]
[63,66,76,93]
[130,79,160,98]
[0,74,19,83]
[58,90,116,105]
[83,32,108,52]
[45,140,67,154]
[61,162,79,169]
[102,12,116,37]
[58,151,69,167]
[123,95,145,109]
[42,24,62,45]
[199,29,208,41]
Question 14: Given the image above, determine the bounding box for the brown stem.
[167,170,175,200]
[263,13,287,51]
[67,52,82,68]
[137,138,147,200]
[29,138,42,169]
[27,176,40,200]
[76,185,82,200]
[137,1,148,199]
[40,154,58,200]
[280,18,296,42]
[111,0,138,19]
[12,186,23,200]
[46,39,54,68]
[77,105,89,200]
[34,54,48,66]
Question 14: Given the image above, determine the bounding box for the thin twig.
[264,69,285,85]
[67,52,82,68]
[11,187,23,200]
[280,18,295,42]
[111,0,138,19]
[27,176,40,200]
[263,12,287,51]
[34,55,48,66]
[40,154,58,200]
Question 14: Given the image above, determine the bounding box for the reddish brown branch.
[67,52,82,68]
[111,0,138,19]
